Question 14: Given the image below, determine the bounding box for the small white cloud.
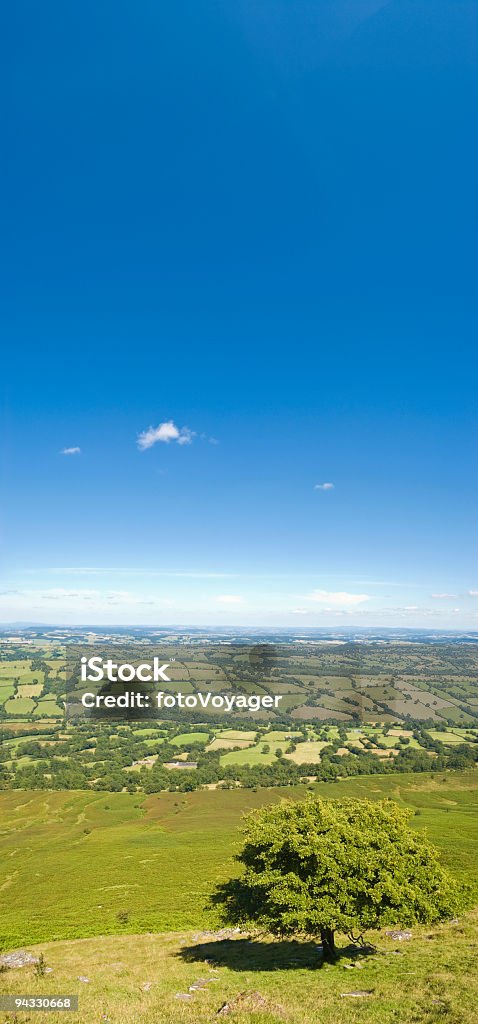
[314,482,334,491]
[291,608,308,615]
[431,593,457,599]
[304,590,369,607]
[468,590,478,597]
[60,447,81,455]
[215,594,243,604]
[137,420,196,450]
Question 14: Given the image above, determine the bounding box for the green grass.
[0,771,477,953]
[429,731,470,745]
[278,694,307,710]
[132,728,165,738]
[170,731,209,747]
[3,696,36,714]
[1,913,478,1024]
[220,746,275,766]
[0,661,40,681]
[220,743,285,766]
[32,698,62,717]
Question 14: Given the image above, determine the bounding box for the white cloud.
[291,608,308,615]
[314,482,334,491]
[60,447,81,455]
[34,588,99,601]
[137,420,196,450]
[432,593,457,599]
[215,595,243,604]
[304,590,369,606]
[468,590,478,597]
[176,427,196,446]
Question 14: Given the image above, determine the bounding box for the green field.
[32,698,62,717]
[1,771,477,953]
[4,696,36,714]
[429,729,476,745]
[170,731,209,747]
[220,745,278,766]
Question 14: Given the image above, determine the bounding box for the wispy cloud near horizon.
[60,447,81,455]
[303,589,369,607]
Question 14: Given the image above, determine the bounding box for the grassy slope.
[0,772,477,953]
[0,915,477,1024]
[1,772,477,1023]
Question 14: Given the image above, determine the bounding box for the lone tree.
[211,797,462,960]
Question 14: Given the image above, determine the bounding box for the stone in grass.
[0,951,40,969]
[385,930,412,941]
[77,976,90,983]
[217,992,272,1016]
[189,979,219,990]
[175,993,193,1000]
[142,982,152,992]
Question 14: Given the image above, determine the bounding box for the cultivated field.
[1,640,478,726]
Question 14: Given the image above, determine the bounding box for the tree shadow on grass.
[178,937,374,972]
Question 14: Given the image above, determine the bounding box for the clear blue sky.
[2,1,478,626]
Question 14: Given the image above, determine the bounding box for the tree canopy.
[212,796,462,959]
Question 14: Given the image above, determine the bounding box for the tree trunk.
[320,927,337,961]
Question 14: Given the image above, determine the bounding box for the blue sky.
[2,1,478,627]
